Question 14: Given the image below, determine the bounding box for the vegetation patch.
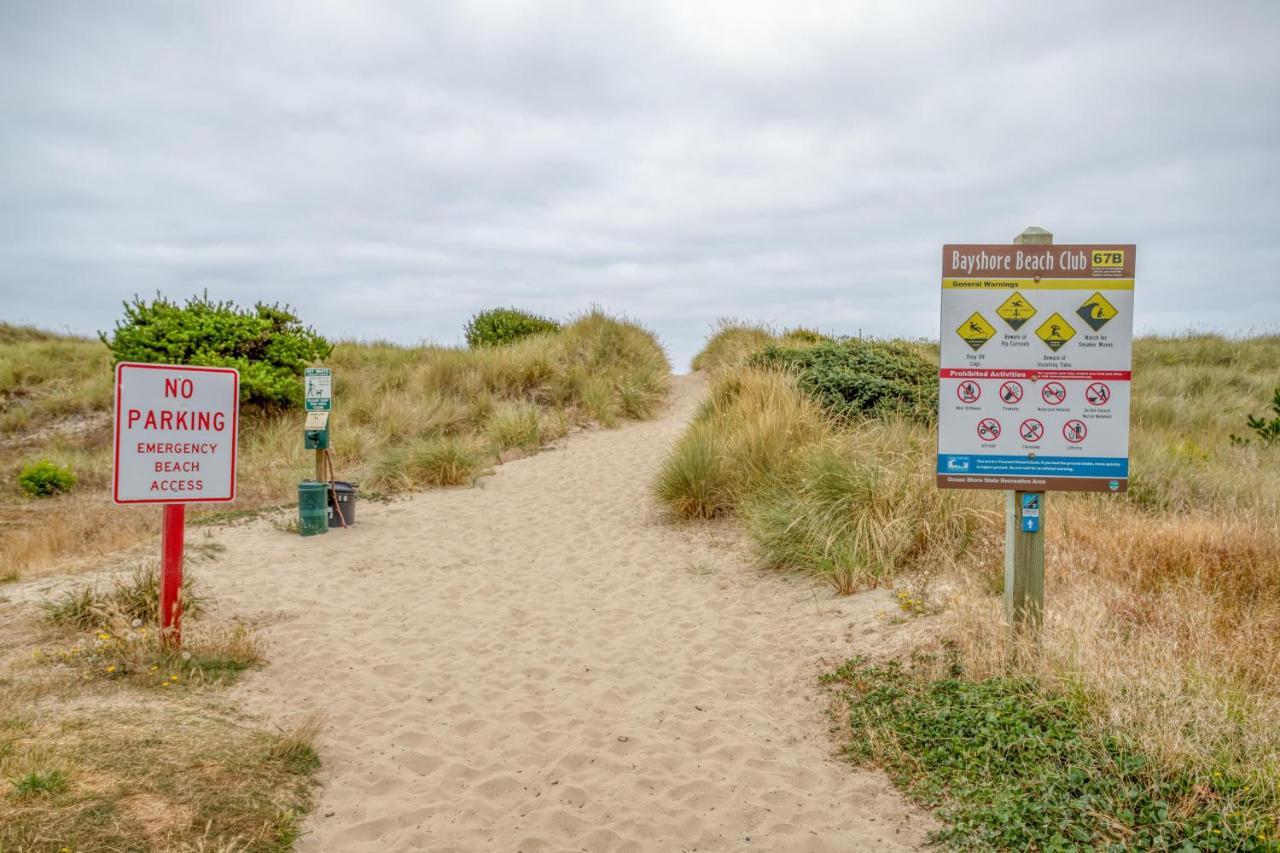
[9,769,69,798]
[100,293,332,408]
[750,338,937,424]
[42,563,208,629]
[741,424,984,592]
[0,703,320,852]
[2,309,669,579]
[690,320,831,372]
[3,564,310,851]
[464,307,560,348]
[655,368,829,520]
[17,458,76,497]
[373,435,489,489]
[823,656,1277,852]
[1232,387,1280,446]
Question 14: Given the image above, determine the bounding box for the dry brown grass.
[944,500,1280,787]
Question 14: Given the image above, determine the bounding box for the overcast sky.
[2,1,1278,368]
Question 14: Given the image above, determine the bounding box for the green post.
[1004,226,1051,632]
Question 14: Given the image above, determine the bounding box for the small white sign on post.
[304,367,332,412]
[113,362,240,504]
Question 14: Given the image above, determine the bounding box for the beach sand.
[207,374,935,851]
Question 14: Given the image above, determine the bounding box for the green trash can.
[298,480,329,537]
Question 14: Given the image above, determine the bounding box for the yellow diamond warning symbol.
[995,293,1036,331]
[956,312,996,351]
[1076,291,1118,332]
[1035,312,1076,351]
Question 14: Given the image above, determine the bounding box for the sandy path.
[211,374,935,852]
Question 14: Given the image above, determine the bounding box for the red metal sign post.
[113,363,239,650]
[160,504,186,646]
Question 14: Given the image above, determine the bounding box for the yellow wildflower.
[106,665,116,673]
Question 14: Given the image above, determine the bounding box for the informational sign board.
[113,363,240,504]
[937,244,1135,492]
[304,367,332,412]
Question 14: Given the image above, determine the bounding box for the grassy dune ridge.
[660,322,1280,845]
[0,311,671,578]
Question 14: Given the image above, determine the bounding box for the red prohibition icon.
[956,380,981,404]
[1063,419,1087,443]
[1085,382,1111,406]
[998,380,1024,404]
[977,417,1001,441]
[1041,382,1067,405]
[1019,418,1044,443]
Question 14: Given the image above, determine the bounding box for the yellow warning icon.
[956,312,996,351]
[995,293,1036,331]
[1076,291,1118,332]
[1035,313,1076,352]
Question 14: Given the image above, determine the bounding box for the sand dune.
[208,374,934,851]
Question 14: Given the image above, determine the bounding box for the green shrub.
[10,769,68,797]
[100,294,331,408]
[824,656,1277,851]
[750,339,937,424]
[464,308,560,348]
[17,459,76,497]
[1232,388,1280,446]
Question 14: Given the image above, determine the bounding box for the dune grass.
[0,310,670,579]
[664,324,1280,843]
[688,319,832,372]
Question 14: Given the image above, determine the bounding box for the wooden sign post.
[1004,227,1051,629]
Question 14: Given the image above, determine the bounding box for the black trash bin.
[327,481,357,528]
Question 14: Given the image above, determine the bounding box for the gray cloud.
[2,0,1278,368]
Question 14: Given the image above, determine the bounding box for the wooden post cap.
[1014,226,1053,245]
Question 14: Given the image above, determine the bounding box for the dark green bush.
[465,308,560,348]
[100,294,331,408]
[750,339,937,424]
[824,656,1276,851]
[18,459,76,497]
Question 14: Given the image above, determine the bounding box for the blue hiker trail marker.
[1021,492,1041,533]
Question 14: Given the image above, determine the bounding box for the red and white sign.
[113,363,240,504]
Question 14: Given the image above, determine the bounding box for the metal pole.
[160,503,185,648]
[1005,226,1050,632]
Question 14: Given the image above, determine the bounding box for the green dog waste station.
[297,480,329,536]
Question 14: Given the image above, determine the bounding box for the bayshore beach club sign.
[936,244,1136,493]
